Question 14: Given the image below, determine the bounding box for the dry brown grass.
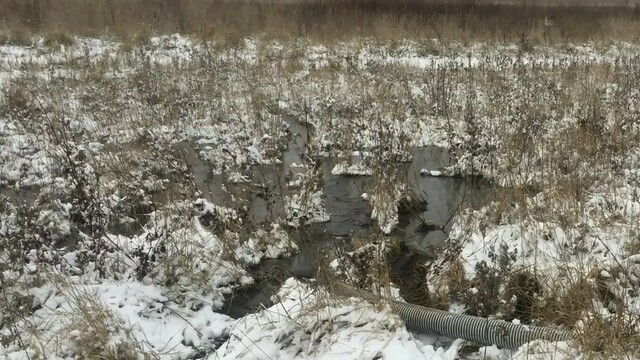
[0,27,31,46]
[0,270,157,359]
[42,29,75,47]
[538,270,640,358]
[0,0,640,43]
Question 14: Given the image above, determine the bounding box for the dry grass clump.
[573,316,640,357]
[56,289,150,360]
[0,85,36,120]
[0,27,31,46]
[422,252,467,310]
[426,242,526,318]
[537,270,640,357]
[42,30,75,47]
[323,234,400,301]
[1,271,155,359]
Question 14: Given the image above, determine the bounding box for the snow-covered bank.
[0,200,296,358]
[213,278,579,360]
[1,280,234,359]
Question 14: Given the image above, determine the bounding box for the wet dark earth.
[0,115,500,319]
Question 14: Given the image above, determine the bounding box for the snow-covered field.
[2,35,640,359]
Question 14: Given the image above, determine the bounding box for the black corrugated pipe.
[333,282,571,349]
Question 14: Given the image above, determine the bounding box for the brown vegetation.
[1,0,640,43]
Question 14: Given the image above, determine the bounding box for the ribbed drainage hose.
[332,282,571,349]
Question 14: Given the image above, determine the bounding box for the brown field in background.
[1,0,640,43]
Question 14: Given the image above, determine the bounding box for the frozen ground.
[2,35,640,358]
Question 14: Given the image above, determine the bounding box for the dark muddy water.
[214,117,495,318]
